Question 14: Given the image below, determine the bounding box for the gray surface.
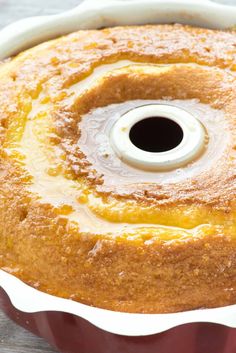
[0,0,235,352]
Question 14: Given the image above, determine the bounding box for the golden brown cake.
[0,24,235,313]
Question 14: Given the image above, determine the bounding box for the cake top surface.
[0,24,235,241]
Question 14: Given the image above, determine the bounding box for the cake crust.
[0,24,235,313]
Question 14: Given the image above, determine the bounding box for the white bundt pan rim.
[0,0,236,337]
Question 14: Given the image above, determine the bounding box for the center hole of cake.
[129,117,184,153]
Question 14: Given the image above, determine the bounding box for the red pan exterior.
[0,287,236,353]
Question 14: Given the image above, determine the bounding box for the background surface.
[0,0,235,352]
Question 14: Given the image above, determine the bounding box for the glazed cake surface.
[0,24,236,313]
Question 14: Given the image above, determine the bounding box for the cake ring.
[0,24,235,313]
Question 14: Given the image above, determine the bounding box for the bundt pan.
[0,0,236,352]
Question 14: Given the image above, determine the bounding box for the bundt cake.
[0,24,235,313]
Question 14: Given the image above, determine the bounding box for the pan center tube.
[110,104,206,171]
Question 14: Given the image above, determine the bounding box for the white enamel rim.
[1,270,236,336]
[0,0,236,59]
[110,104,205,171]
[0,0,236,337]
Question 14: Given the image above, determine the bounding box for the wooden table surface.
[0,0,235,352]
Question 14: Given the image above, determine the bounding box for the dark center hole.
[129,117,184,153]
